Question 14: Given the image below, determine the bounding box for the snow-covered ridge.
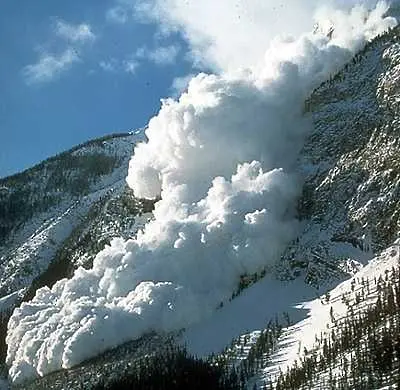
[0,131,145,298]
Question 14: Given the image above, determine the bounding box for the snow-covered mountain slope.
[178,25,400,389]
[0,130,155,385]
[279,26,400,286]
[0,131,146,299]
[261,241,400,389]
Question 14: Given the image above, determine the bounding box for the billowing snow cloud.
[134,0,393,73]
[7,1,396,384]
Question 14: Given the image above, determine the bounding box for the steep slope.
[0,130,146,298]
[263,241,400,389]
[177,25,400,389]
[0,130,154,384]
[244,25,400,389]
[280,26,400,286]
[267,24,400,389]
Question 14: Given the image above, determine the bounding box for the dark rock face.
[279,27,400,285]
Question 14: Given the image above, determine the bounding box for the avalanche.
[5,1,396,384]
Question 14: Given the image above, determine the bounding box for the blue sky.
[0,0,196,178]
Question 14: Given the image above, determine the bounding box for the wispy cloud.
[136,44,180,65]
[123,59,139,74]
[23,19,95,85]
[106,0,140,24]
[106,0,173,39]
[106,6,129,24]
[99,59,118,72]
[55,20,96,43]
[97,44,178,78]
[98,58,138,76]
[23,48,79,84]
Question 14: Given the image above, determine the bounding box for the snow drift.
[6,2,396,383]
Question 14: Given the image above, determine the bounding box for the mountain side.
[253,25,400,389]
[182,25,400,389]
[0,130,155,383]
[279,26,400,287]
[0,130,147,299]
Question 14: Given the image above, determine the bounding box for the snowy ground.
[180,240,399,388]
[0,182,124,296]
[180,217,377,359]
[259,240,400,385]
[181,273,321,357]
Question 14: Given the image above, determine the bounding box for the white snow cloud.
[134,0,394,73]
[23,48,80,84]
[23,20,95,84]
[8,1,397,384]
